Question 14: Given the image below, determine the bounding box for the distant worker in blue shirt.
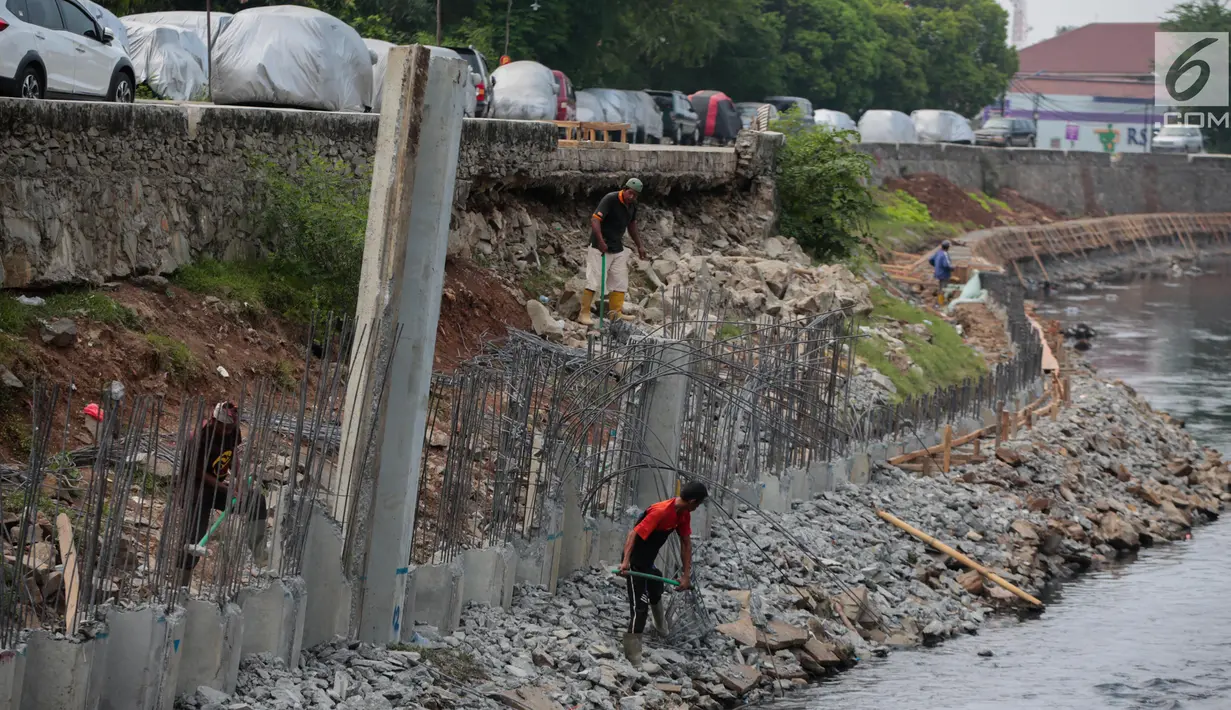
[930,239,953,306]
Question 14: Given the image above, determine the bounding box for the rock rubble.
[216,367,1229,710]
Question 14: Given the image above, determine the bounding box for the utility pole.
[505,0,513,57]
[436,0,442,44]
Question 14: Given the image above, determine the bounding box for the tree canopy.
[111,0,1017,118]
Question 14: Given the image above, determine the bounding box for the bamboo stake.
[877,510,1045,608]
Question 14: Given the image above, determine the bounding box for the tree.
[867,0,929,112]
[908,0,1017,116]
[1162,0,1231,153]
[1054,24,1077,35]
[766,0,886,113]
[773,117,877,260]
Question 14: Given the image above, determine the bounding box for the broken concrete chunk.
[40,318,78,348]
[717,665,762,695]
[525,299,564,339]
[715,616,758,648]
[761,620,809,651]
[0,366,23,389]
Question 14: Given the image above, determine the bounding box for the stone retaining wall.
[857,142,1231,217]
[0,99,771,288]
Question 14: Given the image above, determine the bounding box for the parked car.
[764,95,814,123]
[858,110,917,143]
[1152,124,1205,154]
[1,0,136,101]
[689,90,741,145]
[551,69,575,121]
[813,109,857,132]
[447,45,493,117]
[912,109,975,144]
[975,117,1036,147]
[646,89,700,144]
[735,101,779,130]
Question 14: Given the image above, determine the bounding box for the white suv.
[0,0,134,101]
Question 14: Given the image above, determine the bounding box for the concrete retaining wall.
[0,99,773,289]
[237,578,307,666]
[0,645,25,709]
[21,630,106,710]
[177,601,243,697]
[99,606,184,710]
[300,507,352,649]
[857,142,1231,217]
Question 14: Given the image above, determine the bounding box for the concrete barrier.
[0,645,26,709]
[100,606,185,710]
[177,600,243,697]
[238,578,307,666]
[461,546,517,609]
[21,630,107,710]
[408,559,464,634]
[301,507,352,649]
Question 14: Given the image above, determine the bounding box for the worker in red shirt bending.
[617,481,709,664]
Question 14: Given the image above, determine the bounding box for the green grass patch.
[716,323,743,340]
[146,334,202,383]
[172,153,370,324]
[968,191,1010,213]
[2,487,61,519]
[0,290,141,335]
[857,288,986,400]
[865,190,960,252]
[520,265,568,298]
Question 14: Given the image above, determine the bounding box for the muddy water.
[773,266,1231,710]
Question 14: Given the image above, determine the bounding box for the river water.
[775,264,1231,710]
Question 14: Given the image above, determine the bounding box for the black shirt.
[591,191,636,254]
[180,421,242,498]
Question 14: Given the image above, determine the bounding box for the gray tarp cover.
[576,89,602,122]
[858,110,918,143]
[584,89,663,139]
[123,21,208,100]
[911,109,976,144]
[211,6,373,112]
[81,0,129,54]
[488,61,557,120]
[121,10,232,56]
[813,109,856,132]
[366,41,476,116]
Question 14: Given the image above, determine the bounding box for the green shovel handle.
[611,568,681,586]
[196,499,235,548]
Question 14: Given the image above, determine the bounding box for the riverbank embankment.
[198,364,1229,710]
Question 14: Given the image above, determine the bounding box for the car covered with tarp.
[576,89,602,122]
[689,90,741,144]
[124,21,208,101]
[121,11,232,62]
[574,89,662,142]
[858,110,917,143]
[813,109,857,132]
[911,109,975,144]
[210,6,373,112]
[366,40,477,115]
[487,60,557,120]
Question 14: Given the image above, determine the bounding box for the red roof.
[1012,77,1155,100]
[1019,23,1160,76]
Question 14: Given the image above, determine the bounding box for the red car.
[552,69,577,121]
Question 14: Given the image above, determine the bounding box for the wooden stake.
[942,425,953,473]
[1026,409,1033,431]
[877,510,1044,608]
[994,401,1005,449]
[56,513,80,636]
[973,437,981,458]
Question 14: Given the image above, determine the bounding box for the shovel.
[610,568,681,586]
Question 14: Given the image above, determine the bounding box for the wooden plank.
[56,513,80,636]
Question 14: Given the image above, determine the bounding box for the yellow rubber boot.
[578,289,595,325]
[608,292,635,321]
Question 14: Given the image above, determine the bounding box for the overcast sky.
[996,0,1178,46]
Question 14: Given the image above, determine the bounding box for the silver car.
[1153,125,1205,154]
